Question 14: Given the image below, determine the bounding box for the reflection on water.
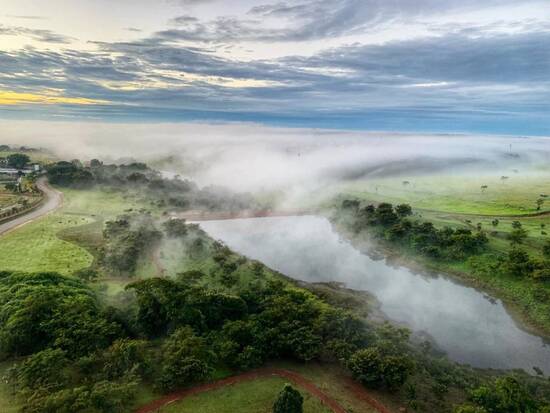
[200,215,550,374]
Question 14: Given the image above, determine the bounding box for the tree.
[502,249,534,277]
[536,198,544,211]
[507,228,528,245]
[492,219,499,227]
[511,221,522,229]
[12,348,69,392]
[348,347,413,390]
[543,241,550,259]
[162,218,188,238]
[376,203,398,226]
[7,153,30,169]
[469,377,537,413]
[273,384,303,413]
[395,204,413,218]
[158,327,212,391]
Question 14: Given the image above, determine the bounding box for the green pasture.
[339,172,550,216]
[159,376,332,413]
[0,187,157,276]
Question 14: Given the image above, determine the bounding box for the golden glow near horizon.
[0,90,107,105]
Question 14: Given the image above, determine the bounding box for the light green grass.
[0,187,157,275]
[159,376,332,413]
[339,173,550,216]
[0,214,94,274]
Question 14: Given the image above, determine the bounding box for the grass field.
[339,172,550,216]
[0,187,157,276]
[159,376,333,413]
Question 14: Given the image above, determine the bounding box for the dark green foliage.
[100,213,162,275]
[340,200,488,261]
[22,378,138,413]
[507,228,528,245]
[11,348,69,392]
[101,339,151,381]
[456,376,539,413]
[47,161,94,187]
[348,347,413,390]
[502,249,535,277]
[162,218,188,237]
[157,327,212,392]
[7,153,30,169]
[0,272,122,358]
[395,203,413,217]
[273,384,303,413]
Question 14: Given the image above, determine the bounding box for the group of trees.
[340,200,488,260]
[3,211,549,412]
[100,213,162,275]
[46,160,256,212]
[500,241,550,281]
[4,153,31,169]
[455,376,548,413]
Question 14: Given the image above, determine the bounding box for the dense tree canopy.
[7,153,30,169]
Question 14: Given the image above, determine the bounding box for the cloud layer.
[0,0,548,134]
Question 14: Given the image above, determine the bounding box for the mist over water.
[200,215,550,374]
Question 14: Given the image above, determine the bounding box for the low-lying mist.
[3,120,550,207]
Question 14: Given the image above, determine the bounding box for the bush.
[273,384,303,413]
[348,347,413,390]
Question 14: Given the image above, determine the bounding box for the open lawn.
[339,172,550,216]
[0,215,94,274]
[159,376,333,413]
[0,187,158,276]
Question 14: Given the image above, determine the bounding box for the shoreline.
[329,217,550,342]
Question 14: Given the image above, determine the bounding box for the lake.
[200,215,550,374]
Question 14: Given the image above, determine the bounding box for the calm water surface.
[200,215,550,374]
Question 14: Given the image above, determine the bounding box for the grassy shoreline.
[331,219,550,340]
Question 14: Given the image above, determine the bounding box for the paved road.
[0,178,63,237]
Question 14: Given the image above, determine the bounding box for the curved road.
[0,178,63,236]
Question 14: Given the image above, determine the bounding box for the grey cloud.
[0,24,549,129]
[0,24,73,43]
[163,0,525,43]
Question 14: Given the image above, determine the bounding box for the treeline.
[100,213,162,276]
[46,160,255,212]
[497,223,550,282]
[340,200,488,260]
[0,272,412,411]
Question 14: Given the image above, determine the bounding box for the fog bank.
[3,120,550,204]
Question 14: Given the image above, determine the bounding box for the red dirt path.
[135,368,392,413]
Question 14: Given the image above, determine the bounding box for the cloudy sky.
[1,0,549,134]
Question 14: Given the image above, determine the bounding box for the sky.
[0,0,549,135]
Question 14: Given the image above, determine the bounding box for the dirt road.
[0,178,63,237]
[135,368,392,413]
